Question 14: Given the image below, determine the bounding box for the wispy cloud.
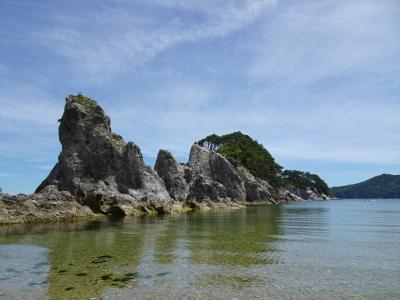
[36,165,54,171]
[0,90,61,133]
[0,72,62,161]
[0,0,398,193]
[239,0,400,165]
[33,0,275,80]
[249,0,400,83]
[0,172,14,178]
[108,90,400,166]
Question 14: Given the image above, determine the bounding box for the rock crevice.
[35,95,172,215]
[0,94,332,224]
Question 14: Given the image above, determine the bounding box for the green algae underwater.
[0,205,281,299]
[1,200,400,299]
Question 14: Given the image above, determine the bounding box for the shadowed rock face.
[35,95,172,215]
[155,144,329,204]
[188,145,246,200]
[236,166,275,201]
[1,94,331,224]
[154,150,188,201]
[155,145,246,204]
[155,144,301,205]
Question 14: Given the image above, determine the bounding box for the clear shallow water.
[0,199,399,300]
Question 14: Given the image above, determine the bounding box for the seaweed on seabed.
[91,255,113,264]
[99,272,140,286]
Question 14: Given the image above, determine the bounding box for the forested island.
[196,132,330,196]
[0,95,333,225]
[331,174,400,199]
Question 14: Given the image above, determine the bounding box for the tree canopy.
[330,174,400,198]
[197,132,283,185]
[281,170,330,195]
[197,131,331,195]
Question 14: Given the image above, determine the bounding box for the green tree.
[197,132,283,185]
[281,170,330,195]
[196,132,331,195]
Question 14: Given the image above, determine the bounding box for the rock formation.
[187,144,246,200]
[154,144,317,206]
[154,150,188,201]
[0,185,93,225]
[34,95,173,216]
[0,94,332,225]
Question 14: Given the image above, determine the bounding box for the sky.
[0,0,399,194]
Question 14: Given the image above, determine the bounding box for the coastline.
[0,194,337,226]
[0,95,334,226]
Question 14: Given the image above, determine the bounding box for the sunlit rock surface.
[0,94,332,224]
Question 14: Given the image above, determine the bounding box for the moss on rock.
[74,94,98,110]
[111,133,126,151]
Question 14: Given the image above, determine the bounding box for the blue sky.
[0,0,399,194]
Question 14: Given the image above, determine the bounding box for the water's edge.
[0,199,399,300]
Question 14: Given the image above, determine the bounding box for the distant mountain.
[330,174,400,199]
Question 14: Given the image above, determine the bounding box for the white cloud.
[249,0,400,83]
[0,74,62,160]
[0,79,62,133]
[33,0,276,80]
[236,0,400,165]
[0,0,398,193]
[109,96,400,165]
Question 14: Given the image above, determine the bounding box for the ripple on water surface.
[0,199,399,299]
[0,245,49,299]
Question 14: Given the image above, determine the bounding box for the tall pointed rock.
[36,95,171,214]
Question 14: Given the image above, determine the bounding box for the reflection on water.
[0,219,148,299]
[0,245,49,299]
[0,199,399,299]
[154,220,179,264]
[186,207,282,266]
[0,208,283,299]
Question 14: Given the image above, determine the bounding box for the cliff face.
[0,95,331,224]
[154,150,188,201]
[155,144,330,206]
[35,95,172,216]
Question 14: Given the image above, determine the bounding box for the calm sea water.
[0,199,399,299]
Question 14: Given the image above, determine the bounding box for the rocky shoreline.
[0,95,332,225]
